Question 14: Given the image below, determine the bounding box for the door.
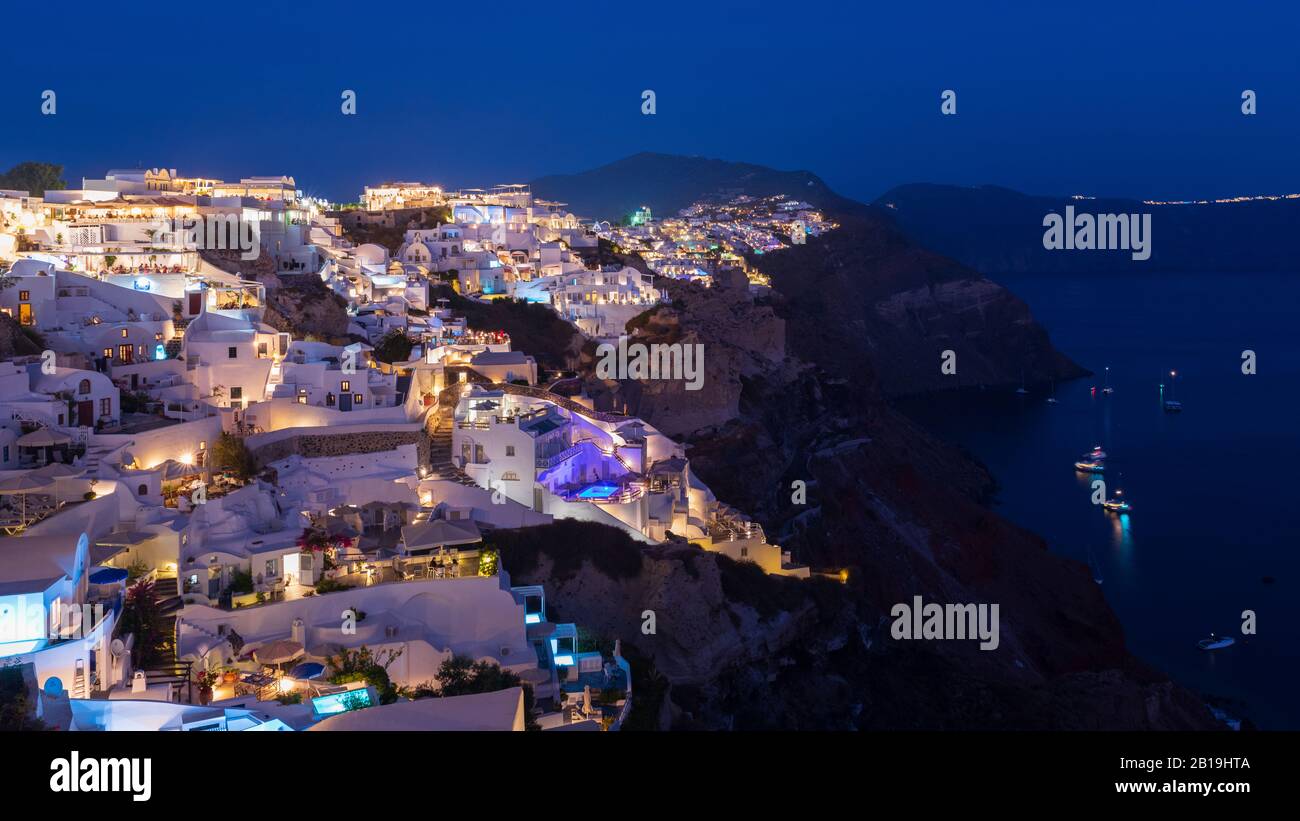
[18,303,32,325]
[118,344,134,364]
[188,292,202,315]
[339,393,352,411]
[77,401,93,427]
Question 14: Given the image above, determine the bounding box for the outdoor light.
[180,453,193,466]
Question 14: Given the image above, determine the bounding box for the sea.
[900,270,1300,729]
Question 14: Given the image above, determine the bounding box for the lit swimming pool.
[574,483,620,500]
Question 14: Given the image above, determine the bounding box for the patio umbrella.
[16,428,72,447]
[33,462,85,478]
[288,662,325,680]
[0,474,55,525]
[253,639,305,666]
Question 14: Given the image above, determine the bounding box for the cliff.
[200,250,352,342]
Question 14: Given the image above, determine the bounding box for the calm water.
[902,271,1300,729]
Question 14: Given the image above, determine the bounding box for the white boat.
[1102,366,1114,394]
[1197,634,1235,651]
[1102,491,1131,513]
[1164,370,1183,412]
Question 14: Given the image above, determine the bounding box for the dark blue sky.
[2,1,1297,205]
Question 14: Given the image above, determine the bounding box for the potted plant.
[221,667,240,685]
[194,669,219,705]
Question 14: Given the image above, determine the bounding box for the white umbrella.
[0,474,55,492]
[0,474,55,526]
[253,639,305,666]
[33,462,85,478]
[16,428,72,447]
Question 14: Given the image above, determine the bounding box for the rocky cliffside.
[749,212,1087,396]
[579,268,786,436]
[201,250,352,342]
[501,516,1215,730]
[535,210,1214,729]
[0,313,43,359]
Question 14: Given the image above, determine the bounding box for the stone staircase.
[426,390,478,486]
[154,575,183,614]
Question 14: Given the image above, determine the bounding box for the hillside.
[531,151,867,222]
[537,152,1084,395]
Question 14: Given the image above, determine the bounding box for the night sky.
[1,1,1297,204]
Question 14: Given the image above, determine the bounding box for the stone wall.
[249,429,429,469]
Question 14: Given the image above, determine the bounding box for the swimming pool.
[574,483,620,500]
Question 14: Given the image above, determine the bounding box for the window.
[326,393,335,407]
[155,332,163,341]
[18,290,29,302]
[501,471,519,481]
[78,379,91,395]
[230,387,243,400]
[103,348,112,359]
[353,394,362,404]
[2,446,8,463]
[121,328,129,338]
[137,484,148,496]
[505,446,515,457]
[228,346,237,359]
[297,393,307,404]
[100,398,111,417]
[340,380,350,392]
[740,547,749,558]
[265,560,278,577]
[258,342,268,357]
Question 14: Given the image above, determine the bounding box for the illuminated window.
[353,394,363,404]
[19,290,31,302]
[121,328,128,338]
[103,348,112,359]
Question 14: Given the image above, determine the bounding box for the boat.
[1197,634,1235,651]
[1102,366,1114,394]
[1046,379,1058,404]
[1015,369,1028,395]
[1163,369,1183,412]
[1075,445,1107,471]
[1102,490,1131,513]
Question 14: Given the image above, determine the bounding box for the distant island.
[873,183,1300,274]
